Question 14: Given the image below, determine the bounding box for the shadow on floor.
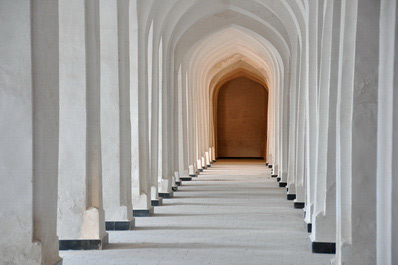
[104,242,270,251]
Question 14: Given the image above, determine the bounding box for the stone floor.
[61,160,333,265]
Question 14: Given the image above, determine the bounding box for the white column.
[304,0,320,226]
[100,0,134,230]
[148,23,163,205]
[278,68,291,186]
[187,74,199,177]
[177,66,189,179]
[334,0,379,263]
[293,44,307,209]
[157,39,165,188]
[310,0,340,252]
[287,41,299,197]
[205,152,210,167]
[208,147,213,164]
[130,1,153,216]
[0,1,61,264]
[377,1,397,264]
[159,54,174,197]
[58,0,108,249]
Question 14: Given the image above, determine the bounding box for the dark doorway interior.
[216,76,268,158]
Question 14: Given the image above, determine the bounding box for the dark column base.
[189,174,197,178]
[307,223,312,233]
[277,177,281,182]
[159,192,173,198]
[271,174,278,178]
[294,202,305,209]
[207,164,211,168]
[287,194,296,200]
[198,169,203,172]
[175,180,181,186]
[312,242,336,254]
[59,233,109,250]
[268,165,272,168]
[180,176,192,181]
[279,182,287,187]
[265,163,269,166]
[151,198,163,206]
[133,207,154,217]
[202,166,207,170]
[106,219,135,231]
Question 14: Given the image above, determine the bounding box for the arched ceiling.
[137,0,308,108]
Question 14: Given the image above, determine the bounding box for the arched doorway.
[216,76,268,159]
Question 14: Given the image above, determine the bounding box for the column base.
[151,198,163,206]
[189,174,197,178]
[105,219,135,231]
[279,182,287,187]
[59,233,109,250]
[271,174,278,178]
[312,242,336,254]
[207,164,211,168]
[277,177,281,182]
[294,202,305,209]
[180,176,192,181]
[287,194,296,200]
[268,165,272,168]
[159,191,173,198]
[175,180,182,186]
[133,207,154,217]
[265,163,269,166]
[172,186,178,191]
[198,169,203,172]
[307,223,312,233]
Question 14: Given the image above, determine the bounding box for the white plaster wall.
[0,1,61,264]
[311,0,339,243]
[100,0,133,222]
[294,46,307,204]
[9,1,383,263]
[58,0,106,240]
[304,1,320,224]
[335,0,379,263]
[3,0,393,263]
[377,0,397,264]
[131,0,152,209]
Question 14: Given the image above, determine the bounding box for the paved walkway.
[61,160,333,265]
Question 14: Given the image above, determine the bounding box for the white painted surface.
[57,0,106,241]
[100,0,133,223]
[377,0,397,264]
[0,1,61,264]
[0,0,392,263]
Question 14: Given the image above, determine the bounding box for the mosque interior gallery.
[0,0,397,264]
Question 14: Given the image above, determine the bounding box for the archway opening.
[215,75,268,159]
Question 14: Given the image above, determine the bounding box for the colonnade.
[0,0,397,265]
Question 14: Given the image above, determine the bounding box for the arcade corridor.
[1,1,397,264]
